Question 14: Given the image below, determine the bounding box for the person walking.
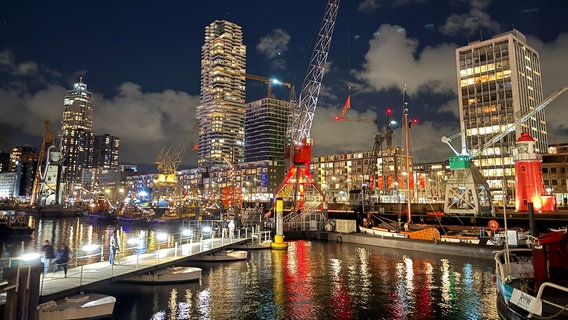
[228,219,235,238]
[109,229,120,265]
[41,240,55,276]
[54,243,70,277]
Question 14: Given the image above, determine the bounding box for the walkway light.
[82,244,100,252]
[21,252,41,261]
[156,232,168,241]
[182,229,193,237]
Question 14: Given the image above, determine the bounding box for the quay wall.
[284,230,496,260]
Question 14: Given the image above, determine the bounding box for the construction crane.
[30,121,57,206]
[274,0,340,211]
[244,73,295,101]
[153,122,199,208]
[441,86,568,216]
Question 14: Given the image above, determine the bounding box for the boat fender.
[337,235,342,243]
[37,300,57,310]
[65,295,90,303]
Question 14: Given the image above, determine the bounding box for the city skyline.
[1,1,567,171]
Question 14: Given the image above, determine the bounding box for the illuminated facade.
[456,29,547,201]
[244,98,291,163]
[60,78,94,185]
[93,134,120,172]
[197,20,246,168]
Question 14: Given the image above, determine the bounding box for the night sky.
[1,0,567,171]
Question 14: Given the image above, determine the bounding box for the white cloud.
[0,62,201,167]
[256,29,290,59]
[311,104,380,156]
[439,0,500,36]
[0,50,38,76]
[356,24,457,96]
[528,33,568,144]
[358,0,381,12]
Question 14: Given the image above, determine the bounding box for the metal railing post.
[175,242,178,258]
[79,265,84,285]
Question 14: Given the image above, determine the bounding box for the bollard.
[79,265,84,285]
[175,242,178,258]
[136,253,139,270]
[100,245,104,262]
[190,239,193,255]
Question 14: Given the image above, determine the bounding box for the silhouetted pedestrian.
[54,243,70,277]
[41,240,55,276]
[109,229,120,265]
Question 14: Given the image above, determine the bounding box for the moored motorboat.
[36,293,116,320]
[494,230,568,319]
[121,266,202,284]
[0,211,34,238]
[82,211,117,222]
[36,204,83,218]
[190,250,248,262]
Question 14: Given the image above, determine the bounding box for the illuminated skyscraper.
[93,134,120,172]
[455,29,547,201]
[244,98,291,163]
[60,77,94,186]
[196,20,246,168]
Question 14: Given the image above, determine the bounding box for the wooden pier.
[1,234,258,320]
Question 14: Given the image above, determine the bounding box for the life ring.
[488,220,499,231]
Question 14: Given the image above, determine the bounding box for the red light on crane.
[335,116,342,121]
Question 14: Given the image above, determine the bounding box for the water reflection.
[2,218,498,319]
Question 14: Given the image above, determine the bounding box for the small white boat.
[122,266,202,284]
[190,250,248,262]
[37,293,115,320]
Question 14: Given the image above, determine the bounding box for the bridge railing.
[0,224,258,285]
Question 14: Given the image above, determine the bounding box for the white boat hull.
[359,226,409,238]
[37,293,115,320]
[191,250,248,262]
[122,266,202,284]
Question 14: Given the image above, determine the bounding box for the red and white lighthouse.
[512,132,556,212]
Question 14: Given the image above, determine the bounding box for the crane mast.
[275,0,340,210]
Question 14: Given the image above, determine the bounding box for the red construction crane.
[274,0,340,210]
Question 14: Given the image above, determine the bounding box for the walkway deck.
[38,237,249,302]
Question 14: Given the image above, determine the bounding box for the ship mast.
[403,86,411,223]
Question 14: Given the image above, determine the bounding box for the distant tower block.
[512,132,556,212]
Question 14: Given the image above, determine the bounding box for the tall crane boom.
[442,86,568,159]
[31,121,57,206]
[471,86,568,158]
[275,0,340,210]
[288,0,340,145]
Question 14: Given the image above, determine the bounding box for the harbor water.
[2,217,499,319]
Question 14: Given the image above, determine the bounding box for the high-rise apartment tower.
[244,98,291,163]
[60,77,94,186]
[196,20,246,168]
[455,29,547,201]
